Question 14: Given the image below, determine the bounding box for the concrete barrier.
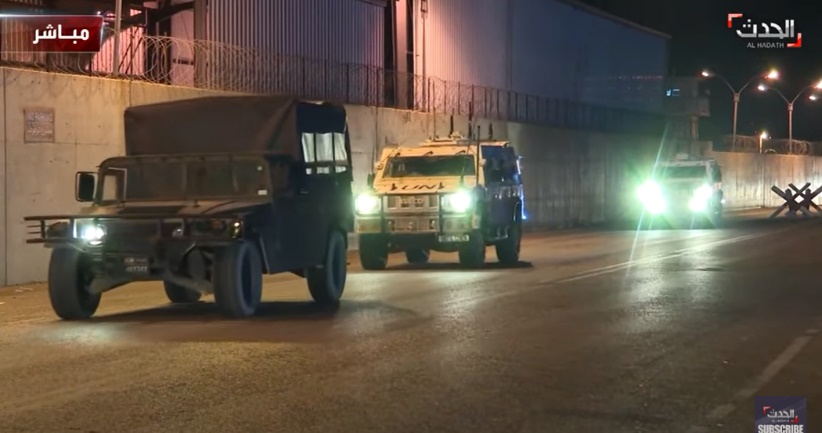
[0,67,819,285]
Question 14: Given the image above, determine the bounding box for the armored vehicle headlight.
[355,193,381,215]
[694,184,712,200]
[689,184,713,212]
[442,191,472,213]
[637,181,665,214]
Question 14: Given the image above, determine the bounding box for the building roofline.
[554,0,671,39]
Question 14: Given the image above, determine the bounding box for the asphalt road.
[1,211,821,432]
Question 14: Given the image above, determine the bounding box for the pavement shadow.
[81,299,426,343]
[378,260,533,272]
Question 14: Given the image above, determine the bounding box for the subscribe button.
[758,426,804,433]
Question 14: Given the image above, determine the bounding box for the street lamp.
[700,68,779,149]
[757,79,822,150]
[759,131,768,153]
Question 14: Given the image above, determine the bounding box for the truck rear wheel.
[213,241,262,319]
[405,248,430,264]
[458,230,486,268]
[359,234,388,270]
[306,230,347,305]
[163,281,202,304]
[48,247,101,320]
[495,222,522,265]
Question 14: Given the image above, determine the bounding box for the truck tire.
[163,281,202,304]
[458,230,486,268]
[359,234,388,270]
[405,248,430,264]
[213,241,263,319]
[306,230,347,305]
[48,246,100,320]
[495,222,522,265]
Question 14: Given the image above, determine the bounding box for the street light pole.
[732,93,739,145]
[701,69,778,150]
[757,79,822,154]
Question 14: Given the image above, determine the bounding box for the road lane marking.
[541,233,765,285]
[702,333,813,422]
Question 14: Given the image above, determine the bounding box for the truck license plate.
[124,257,150,274]
[438,234,469,243]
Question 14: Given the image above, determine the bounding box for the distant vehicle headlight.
[637,181,665,214]
[442,191,472,213]
[355,193,381,215]
[689,184,713,212]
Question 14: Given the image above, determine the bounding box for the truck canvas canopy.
[123,95,350,160]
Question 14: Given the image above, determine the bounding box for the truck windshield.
[97,157,272,202]
[384,155,476,178]
[660,166,706,180]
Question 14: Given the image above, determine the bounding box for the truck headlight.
[689,184,713,212]
[355,193,381,215]
[76,221,105,245]
[442,191,472,213]
[637,181,665,214]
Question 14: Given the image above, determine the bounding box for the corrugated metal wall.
[206,0,384,67]
[419,0,509,90]
[509,0,667,113]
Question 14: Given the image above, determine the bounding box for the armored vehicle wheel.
[306,230,347,305]
[495,223,522,265]
[48,247,100,320]
[458,230,486,268]
[359,234,388,270]
[163,281,202,304]
[405,248,430,264]
[213,241,263,319]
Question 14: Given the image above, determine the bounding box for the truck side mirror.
[366,173,374,188]
[75,171,96,202]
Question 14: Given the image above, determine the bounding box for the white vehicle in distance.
[636,153,724,228]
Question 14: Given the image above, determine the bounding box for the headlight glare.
[689,184,713,212]
[637,181,665,214]
[355,193,380,215]
[442,191,472,213]
[77,221,105,245]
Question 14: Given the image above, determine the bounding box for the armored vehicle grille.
[385,194,439,211]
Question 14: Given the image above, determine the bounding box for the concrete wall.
[0,67,817,285]
[708,151,822,209]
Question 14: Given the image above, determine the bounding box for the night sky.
[576,0,822,141]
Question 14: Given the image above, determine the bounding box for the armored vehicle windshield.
[383,154,476,178]
[659,165,707,180]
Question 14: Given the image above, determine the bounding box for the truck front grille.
[385,194,438,212]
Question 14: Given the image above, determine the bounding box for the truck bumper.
[356,213,478,243]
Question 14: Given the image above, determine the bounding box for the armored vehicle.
[354,132,525,269]
[636,153,724,228]
[25,96,354,320]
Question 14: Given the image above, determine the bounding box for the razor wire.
[0,32,666,134]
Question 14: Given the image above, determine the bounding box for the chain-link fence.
[717,135,822,156]
[1,29,666,135]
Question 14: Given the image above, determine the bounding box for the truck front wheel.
[213,241,263,318]
[359,234,388,270]
[495,222,522,265]
[163,281,202,304]
[458,230,486,268]
[306,230,347,305]
[405,248,430,264]
[48,247,100,320]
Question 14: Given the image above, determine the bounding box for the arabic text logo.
[728,13,801,49]
[755,396,806,432]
